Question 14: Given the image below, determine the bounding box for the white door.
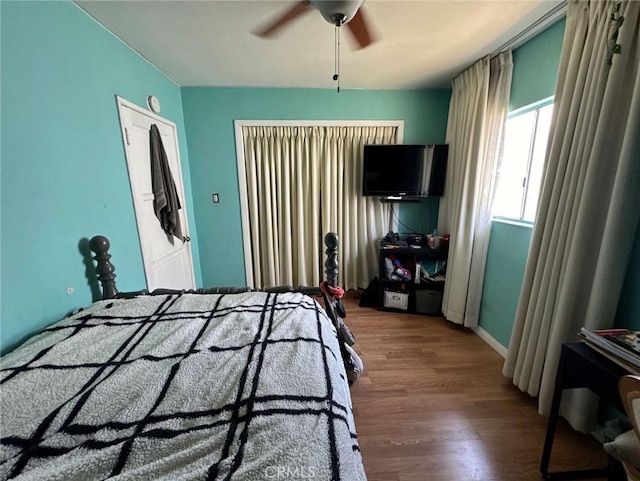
[116,96,195,291]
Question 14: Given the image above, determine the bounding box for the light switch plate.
[212,193,220,203]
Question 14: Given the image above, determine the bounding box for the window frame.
[493,96,554,224]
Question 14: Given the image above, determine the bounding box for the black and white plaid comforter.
[0,292,366,480]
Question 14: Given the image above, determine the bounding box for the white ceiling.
[75,0,564,90]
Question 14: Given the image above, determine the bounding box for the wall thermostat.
[147,95,161,113]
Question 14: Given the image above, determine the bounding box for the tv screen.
[362,144,448,197]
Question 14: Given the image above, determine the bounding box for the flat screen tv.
[362,144,448,197]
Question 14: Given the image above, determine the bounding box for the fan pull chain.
[333,24,341,93]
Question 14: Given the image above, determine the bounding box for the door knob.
[182,236,190,243]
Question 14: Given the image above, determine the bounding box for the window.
[493,101,554,223]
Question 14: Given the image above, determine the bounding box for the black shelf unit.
[377,245,448,315]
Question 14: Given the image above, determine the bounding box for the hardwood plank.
[342,295,608,481]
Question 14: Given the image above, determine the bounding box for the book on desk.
[579,327,640,375]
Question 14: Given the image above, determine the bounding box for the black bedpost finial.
[324,232,339,288]
[89,235,118,300]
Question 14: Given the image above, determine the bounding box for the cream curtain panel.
[321,126,398,289]
[243,126,321,288]
[504,0,640,431]
[438,52,513,327]
[242,125,397,290]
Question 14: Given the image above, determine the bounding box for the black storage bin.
[415,289,443,315]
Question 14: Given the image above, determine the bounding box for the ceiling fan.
[253,0,376,49]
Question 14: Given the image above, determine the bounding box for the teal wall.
[509,19,566,111]
[479,16,640,348]
[478,222,533,346]
[397,198,441,237]
[181,87,451,286]
[478,20,565,346]
[0,1,201,353]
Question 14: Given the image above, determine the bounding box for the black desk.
[541,342,629,480]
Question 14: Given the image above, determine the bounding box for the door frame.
[234,120,404,288]
[116,95,196,290]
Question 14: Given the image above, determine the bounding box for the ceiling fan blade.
[253,1,312,38]
[346,8,375,49]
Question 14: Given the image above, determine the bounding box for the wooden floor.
[343,296,608,481]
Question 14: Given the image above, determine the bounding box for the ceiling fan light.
[310,0,365,25]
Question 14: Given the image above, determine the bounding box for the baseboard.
[472,326,508,358]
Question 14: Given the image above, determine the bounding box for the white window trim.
[519,109,541,220]
[494,98,554,223]
[234,119,405,287]
[492,217,534,229]
[508,96,554,118]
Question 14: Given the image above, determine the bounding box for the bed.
[0,233,366,480]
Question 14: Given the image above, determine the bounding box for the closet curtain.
[503,0,640,431]
[242,125,398,290]
[242,126,321,288]
[321,126,398,290]
[437,51,513,327]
